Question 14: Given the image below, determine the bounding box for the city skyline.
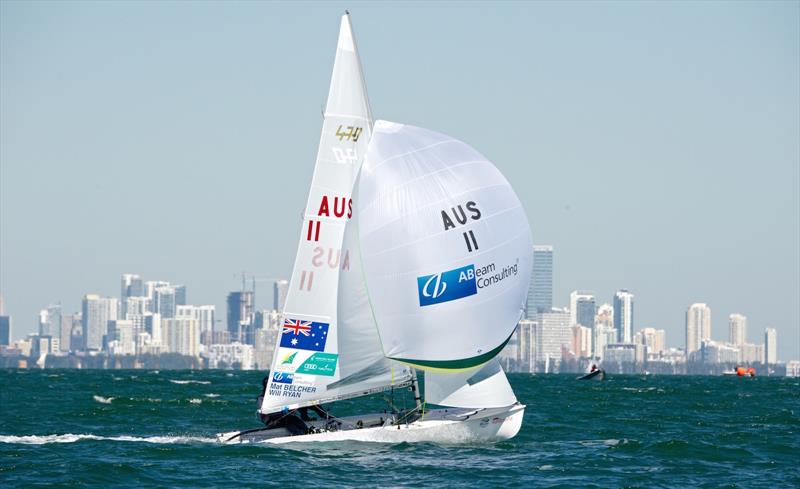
[1,2,798,359]
[0,253,792,366]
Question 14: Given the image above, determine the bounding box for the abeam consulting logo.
[272,371,294,385]
[417,264,478,306]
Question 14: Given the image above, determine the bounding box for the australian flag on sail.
[280,318,330,352]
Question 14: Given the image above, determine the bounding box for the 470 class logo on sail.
[417,260,519,307]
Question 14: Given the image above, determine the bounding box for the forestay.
[260,15,408,415]
[355,121,533,372]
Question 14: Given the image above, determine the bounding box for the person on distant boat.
[590,364,598,373]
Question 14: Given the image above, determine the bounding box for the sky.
[1,1,798,360]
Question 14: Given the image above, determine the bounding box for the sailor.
[298,404,328,421]
[256,375,271,424]
[590,364,598,373]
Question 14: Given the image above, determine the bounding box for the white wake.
[0,434,218,445]
[168,380,211,385]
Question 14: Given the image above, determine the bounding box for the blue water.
[1,370,798,487]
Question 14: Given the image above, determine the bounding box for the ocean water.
[0,369,797,488]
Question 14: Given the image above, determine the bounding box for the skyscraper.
[274,280,289,312]
[0,315,11,346]
[82,294,119,351]
[59,313,76,352]
[569,291,596,329]
[163,317,200,357]
[120,274,144,316]
[728,313,747,346]
[764,328,777,365]
[38,303,62,339]
[634,327,666,355]
[686,303,711,354]
[176,305,215,334]
[613,290,634,343]
[527,245,553,319]
[227,291,254,342]
[533,308,571,365]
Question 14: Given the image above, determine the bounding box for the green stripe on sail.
[388,333,513,371]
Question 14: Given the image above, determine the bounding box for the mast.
[259,13,410,415]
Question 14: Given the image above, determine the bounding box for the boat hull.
[217,403,525,445]
[577,369,605,381]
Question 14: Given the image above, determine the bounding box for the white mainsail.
[260,14,409,415]
[354,121,533,372]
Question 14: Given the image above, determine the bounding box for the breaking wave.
[93,395,115,404]
[0,434,217,445]
[169,380,211,385]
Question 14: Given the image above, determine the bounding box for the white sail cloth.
[354,121,533,371]
[424,359,517,408]
[260,15,409,415]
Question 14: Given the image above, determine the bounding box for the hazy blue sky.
[1,1,798,360]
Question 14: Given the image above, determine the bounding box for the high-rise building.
[107,319,135,355]
[0,315,11,346]
[176,305,215,334]
[38,304,62,338]
[59,313,77,352]
[173,285,187,308]
[728,313,747,346]
[700,339,739,364]
[125,296,151,317]
[533,308,571,365]
[764,328,777,365]
[739,343,764,364]
[144,313,162,347]
[154,286,175,318]
[70,314,84,351]
[527,245,553,319]
[227,291,254,342]
[569,291,596,328]
[163,317,200,357]
[634,327,666,355]
[593,324,616,360]
[205,342,254,370]
[274,280,289,312]
[613,290,634,343]
[499,320,536,372]
[120,274,144,316]
[144,281,170,306]
[82,295,119,351]
[571,324,592,358]
[686,303,711,354]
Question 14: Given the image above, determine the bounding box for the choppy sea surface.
[1,369,798,487]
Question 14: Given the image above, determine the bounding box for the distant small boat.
[577,369,605,381]
[723,367,756,377]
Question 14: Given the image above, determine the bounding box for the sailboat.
[217,13,532,445]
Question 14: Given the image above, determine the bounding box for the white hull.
[217,403,524,445]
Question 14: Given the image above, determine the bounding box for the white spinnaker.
[357,121,533,371]
[261,14,406,415]
[424,359,517,408]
